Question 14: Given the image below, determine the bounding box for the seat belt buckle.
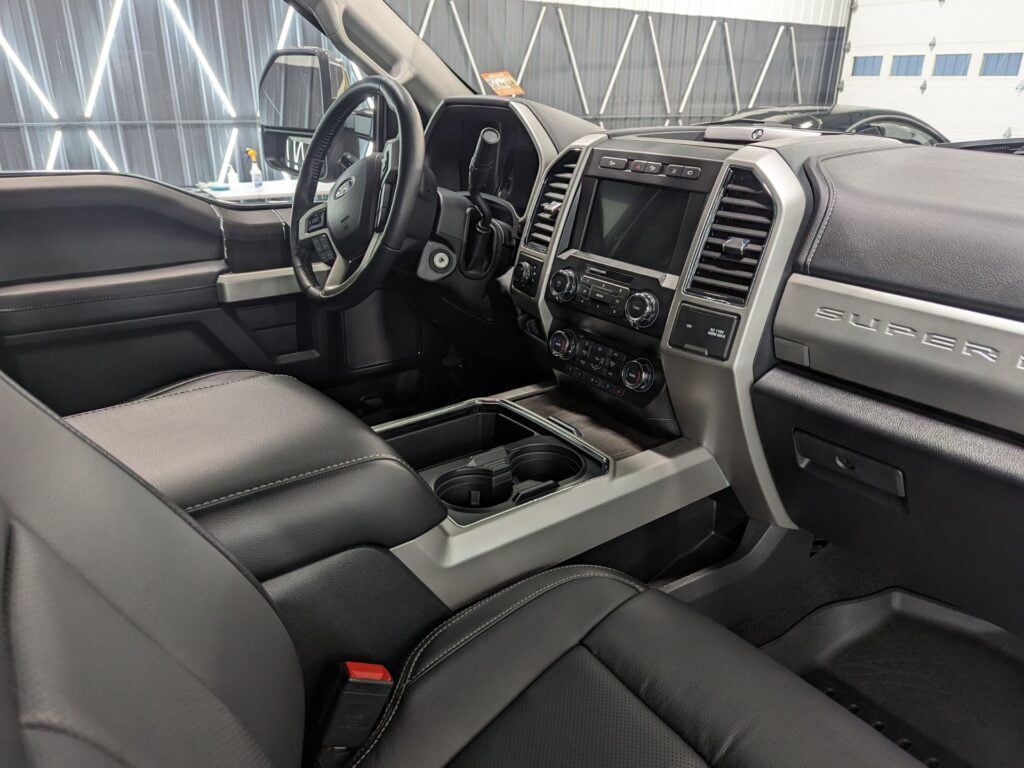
[317,662,393,766]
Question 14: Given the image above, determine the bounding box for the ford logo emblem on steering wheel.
[334,177,355,199]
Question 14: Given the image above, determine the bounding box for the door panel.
[0,173,435,415]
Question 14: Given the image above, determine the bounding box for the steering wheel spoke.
[289,76,428,307]
[324,254,351,291]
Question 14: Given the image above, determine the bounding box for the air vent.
[523,148,580,254]
[686,168,775,305]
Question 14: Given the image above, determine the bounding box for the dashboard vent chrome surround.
[686,167,775,305]
[523,148,581,254]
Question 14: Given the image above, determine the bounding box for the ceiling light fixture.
[276,7,295,50]
[45,130,63,170]
[161,0,237,118]
[83,0,127,118]
[88,129,120,172]
[0,26,59,119]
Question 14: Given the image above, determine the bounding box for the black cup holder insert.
[434,467,513,510]
[510,443,585,484]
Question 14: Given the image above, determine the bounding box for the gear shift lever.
[467,127,501,231]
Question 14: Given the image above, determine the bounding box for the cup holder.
[433,441,588,513]
[434,467,512,510]
[510,443,585,484]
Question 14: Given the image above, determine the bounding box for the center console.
[514,142,728,434]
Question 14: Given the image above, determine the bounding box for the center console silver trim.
[660,146,806,529]
[391,432,726,608]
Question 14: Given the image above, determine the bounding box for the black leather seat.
[1,369,923,767]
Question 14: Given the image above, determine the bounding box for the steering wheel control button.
[549,268,579,302]
[313,235,335,263]
[306,209,326,232]
[625,291,660,329]
[599,156,628,170]
[549,329,578,360]
[669,303,739,361]
[621,358,655,393]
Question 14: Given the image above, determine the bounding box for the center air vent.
[523,148,580,254]
[686,168,775,305]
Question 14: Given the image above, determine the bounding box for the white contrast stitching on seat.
[66,373,276,419]
[185,454,403,511]
[348,568,644,768]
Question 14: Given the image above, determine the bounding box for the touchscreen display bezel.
[570,175,708,276]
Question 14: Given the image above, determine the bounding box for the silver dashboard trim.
[775,274,1024,436]
[513,133,606,331]
[660,146,806,529]
[216,263,328,303]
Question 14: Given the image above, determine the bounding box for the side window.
[852,56,884,76]
[979,53,1023,77]
[933,54,972,76]
[0,0,362,203]
[890,55,924,77]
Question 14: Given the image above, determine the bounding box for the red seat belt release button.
[320,662,394,752]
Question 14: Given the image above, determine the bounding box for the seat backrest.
[0,372,304,767]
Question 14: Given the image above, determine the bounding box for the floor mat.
[763,590,1024,768]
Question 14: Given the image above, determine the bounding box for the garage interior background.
[0,0,850,188]
[6,0,1020,192]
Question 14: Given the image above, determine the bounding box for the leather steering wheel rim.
[290,76,425,308]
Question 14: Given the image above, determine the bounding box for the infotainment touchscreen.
[580,179,704,274]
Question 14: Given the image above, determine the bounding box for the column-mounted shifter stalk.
[463,128,505,278]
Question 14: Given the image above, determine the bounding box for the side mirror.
[257,47,373,176]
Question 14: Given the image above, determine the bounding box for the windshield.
[387,0,1022,144]
[1,0,1020,204]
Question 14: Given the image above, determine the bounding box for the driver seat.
[1,370,924,767]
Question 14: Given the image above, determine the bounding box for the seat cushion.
[67,370,445,580]
[350,566,923,768]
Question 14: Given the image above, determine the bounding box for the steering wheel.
[290,76,429,308]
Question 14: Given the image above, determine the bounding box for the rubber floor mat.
[763,590,1024,768]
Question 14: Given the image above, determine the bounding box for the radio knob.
[549,329,578,360]
[625,291,660,329]
[620,358,655,393]
[549,268,579,302]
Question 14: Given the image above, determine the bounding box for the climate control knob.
[625,291,660,329]
[620,358,655,393]
[549,268,579,302]
[549,329,578,360]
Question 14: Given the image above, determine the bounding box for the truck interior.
[1,1,1023,767]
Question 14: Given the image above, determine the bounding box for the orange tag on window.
[481,70,525,97]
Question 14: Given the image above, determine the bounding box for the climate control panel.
[547,327,663,405]
[545,256,674,338]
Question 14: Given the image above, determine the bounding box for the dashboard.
[411,94,1024,640]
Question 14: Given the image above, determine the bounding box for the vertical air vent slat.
[523,148,581,254]
[686,168,775,305]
